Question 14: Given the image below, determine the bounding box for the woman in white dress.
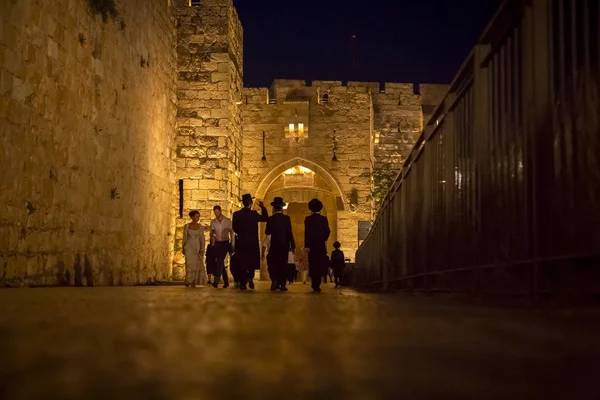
[183,210,208,287]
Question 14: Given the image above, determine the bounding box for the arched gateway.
[254,157,348,209]
[251,158,350,280]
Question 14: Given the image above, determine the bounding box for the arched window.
[321,93,329,104]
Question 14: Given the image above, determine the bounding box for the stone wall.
[242,80,373,260]
[172,0,243,278]
[0,0,448,282]
[372,82,448,168]
[241,80,448,260]
[0,0,177,286]
[372,83,422,167]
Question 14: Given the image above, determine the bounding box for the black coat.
[232,205,268,270]
[330,249,345,271]
[304,213,331,256]
[265,213,296,256]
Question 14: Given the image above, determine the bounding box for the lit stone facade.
[0,0,177,286]
[172,0,243,279]
[0,0,447,285]
[241,80,447,261]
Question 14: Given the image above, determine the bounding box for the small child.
[330,241,345,288]
[287,249,297,284]
[205,243,217,284]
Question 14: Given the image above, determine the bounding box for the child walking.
[330,241,345,288]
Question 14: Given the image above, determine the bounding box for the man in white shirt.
[210,205,235,288]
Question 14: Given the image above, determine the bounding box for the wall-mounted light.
[261,131,267,161]
[332,129,338,161]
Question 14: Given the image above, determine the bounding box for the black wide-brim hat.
[241,193,254,202]
[270,196,286,207]
[308,198,323,212]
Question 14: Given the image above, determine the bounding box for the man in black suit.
[304,198,331,292]
[265,197,295,291]
[232,193,268,290]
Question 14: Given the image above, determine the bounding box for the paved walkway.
[0,282,599,399]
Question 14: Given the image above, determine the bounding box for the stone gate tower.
[172,0,447,278]
[172,0,244,278]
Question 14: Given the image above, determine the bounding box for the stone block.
[191,190,209,200]
[208,190,227,201]
[206,126,226,136]
[185,158,200,168]
[217,62,229,73]
[189,135,218,147]
[47,38,59,59]
[189,34,205,43]
[211,72,228,83]
[211,108,228,118]
[207,147,227,158]
[177,146,207,158]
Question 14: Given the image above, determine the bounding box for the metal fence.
[355,0,600,295]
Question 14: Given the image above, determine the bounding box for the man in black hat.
[304,198,331,292]
[264,197,295,291]
[232,194,268,290]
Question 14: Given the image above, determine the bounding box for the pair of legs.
[287,264,297,284]
[238,267,255,290]
[309,253,327,291]
[185,266,198,287]
[212,241,230,288]
[333,267,344,287]
[301,269,308,284]
[267,252,288,291]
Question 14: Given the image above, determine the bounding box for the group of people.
[182,193,346,292]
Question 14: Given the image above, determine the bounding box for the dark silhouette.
[232,194,268,290]
[304,198,331,292]
[205,243,217,284]
[330,241,345,288]
[265,197,295,291]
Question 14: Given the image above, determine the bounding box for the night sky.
[234,0,503,88]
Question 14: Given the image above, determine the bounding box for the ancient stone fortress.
[0,0,447,285]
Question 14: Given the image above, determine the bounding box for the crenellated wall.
[240,79,447,260]
[0,0,178,286]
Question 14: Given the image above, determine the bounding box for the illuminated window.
[285,123,308,140]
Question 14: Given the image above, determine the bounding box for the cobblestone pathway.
[0,282,599,399]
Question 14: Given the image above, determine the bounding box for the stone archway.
[260,180,340,282]
[254,158,348,211]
